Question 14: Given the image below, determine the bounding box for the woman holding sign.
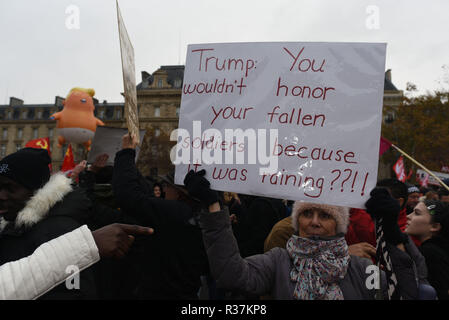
[184,170,430,300]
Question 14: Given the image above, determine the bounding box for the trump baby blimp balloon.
[50,87,105,150]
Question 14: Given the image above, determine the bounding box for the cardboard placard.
[174,42,386,208]
[117,1,140,141]
[87,126,145,165]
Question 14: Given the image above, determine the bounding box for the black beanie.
[0,148,51,191]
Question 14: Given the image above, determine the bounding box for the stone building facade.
[0,96,124,169]
[378,69,404,180]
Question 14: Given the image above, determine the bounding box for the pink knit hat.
[292,201,350,234]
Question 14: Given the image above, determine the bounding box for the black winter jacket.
[231,196,282,258]
[420,236,449,300]
[112,149,209,299]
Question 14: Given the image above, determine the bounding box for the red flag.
[379,136,392,156]
[417,172,429,187]
[61,144,75,172]
[405,168,413,181]
[25,137,51,157]
[25,137,52,172]
[393,156,407,182]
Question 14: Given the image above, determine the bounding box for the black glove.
[184,169,219,207]
[365,187,408,245]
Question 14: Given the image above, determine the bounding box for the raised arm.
[112,134,154,218]
[112,134,182,227]
[185,170,277,296]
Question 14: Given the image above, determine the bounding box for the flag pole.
[391,144,449,192]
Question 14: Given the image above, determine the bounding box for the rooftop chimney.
[9,97,24,107]
[386,69,392,82]
[55,96,65,107]
[141,71,150,81]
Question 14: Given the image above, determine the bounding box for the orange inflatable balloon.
[50,87,105,150]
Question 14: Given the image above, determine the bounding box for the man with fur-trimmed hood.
[0,148,97,299]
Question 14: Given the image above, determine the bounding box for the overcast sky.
[0,0,448,104]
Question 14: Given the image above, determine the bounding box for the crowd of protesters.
[0,133,448,300]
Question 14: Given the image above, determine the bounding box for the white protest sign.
[117,1,140,142]
[87,126,145,165]
[174,42,386,208]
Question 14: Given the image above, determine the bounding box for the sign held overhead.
[174,42,387,209]
[116,0,139,141]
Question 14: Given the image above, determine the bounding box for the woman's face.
[153,186,162,198]
[297,209,337,238]
[405,202,432,239]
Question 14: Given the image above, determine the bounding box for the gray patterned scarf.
[286,235,350,300]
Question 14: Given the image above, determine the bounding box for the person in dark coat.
[0,148,97,299]
[111,134,209,299]
[406,200,449,299]
[231,194,282,258]
[73,155,149,300]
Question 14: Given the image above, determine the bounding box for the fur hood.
[0,173,73,232]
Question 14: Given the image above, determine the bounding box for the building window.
[17,128,23,139]
[16,143,21,152]
[106,107,114,119]
[33,128,38,139]
[116,109,122,119]
[37,110,42,119]
[174,78,182,88]
[176,106,180,117]
[157,79,163,88]
[48,128,53,139]
[99,110,105,119]
[155,128,160,137]
[2,128,7,140]
[7,110,12,119]
[0,145,5,157]
[154,106,160,117]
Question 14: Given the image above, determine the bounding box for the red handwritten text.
[283,47,326,72]
[192,48,257,77]
[272,138,358,164]
[276,77,335,100]
[211,105,254,125]
[267,106,325,127]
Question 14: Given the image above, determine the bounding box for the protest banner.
[87,126,145,165]
[174,42,386,208]
[390,142,449,191]
[116,1,140,141]
[417,169,449,187]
